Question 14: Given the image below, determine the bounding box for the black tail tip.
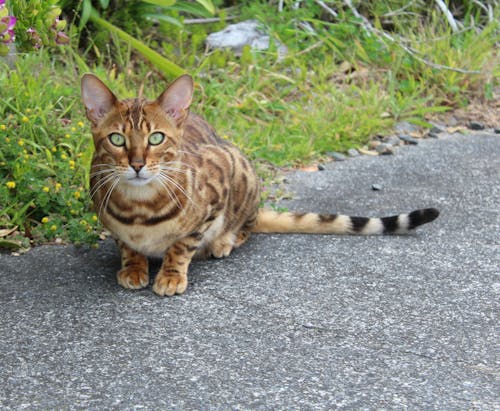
[409,208,440,229]
[424,207,440,222]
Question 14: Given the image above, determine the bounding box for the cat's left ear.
[156,74,193,126]
[81,73,118,126]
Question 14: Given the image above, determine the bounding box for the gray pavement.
[0,132,498,410]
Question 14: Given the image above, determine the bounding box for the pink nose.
[131,159,145,172]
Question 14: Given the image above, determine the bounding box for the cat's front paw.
[152,271,188,296]
[117,267,149,289]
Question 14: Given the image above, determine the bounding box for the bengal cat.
[81,73,439,297]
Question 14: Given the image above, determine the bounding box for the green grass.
[0,52,98,248]
[0,1,498,248]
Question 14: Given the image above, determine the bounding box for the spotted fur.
[81,74,439,296]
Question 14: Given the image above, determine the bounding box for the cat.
[81,73,439,297]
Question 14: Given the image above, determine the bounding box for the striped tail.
[252,208,439,235]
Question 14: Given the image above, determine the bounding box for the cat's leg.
[152,234,201,296]
[116,240,149,289]
[209,231,236,258]
[234,230,251,247]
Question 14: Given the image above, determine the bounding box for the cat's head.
[81,73,193,187]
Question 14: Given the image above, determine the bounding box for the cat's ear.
[81,74,118,126]
[156,74,193,126]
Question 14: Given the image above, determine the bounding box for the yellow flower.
[69,160,75,170]
[74,191,81,199]
[21,116,29,123]
[6,181,16,189]
[0,124,6,131]
[91,215,98,222]
[65,134,71,139]
[42,186,50,193]
[41,217,49,224]
[50,225,57,231]
[61,153,67,160]
[71,127,76,132]
[51,147,57,153]
[18,139,25,146]
[77,121,84,128]
[55,183,62,192]
[5,137,10,143]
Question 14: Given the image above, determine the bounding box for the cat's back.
[182,112,227,150]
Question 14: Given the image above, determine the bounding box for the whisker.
[90,172,119,200]
[98,176,121,221]
[90,168,115,179]
[156,175,182,210]
[159,171,191,200]
[159,160,196,171]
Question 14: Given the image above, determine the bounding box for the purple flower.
[0,0,5,7]
[0,16,16,44]
[55,31,69,45]
[26,27,42,49]
[2,15,15,30]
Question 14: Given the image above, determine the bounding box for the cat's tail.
[251,208,439,235]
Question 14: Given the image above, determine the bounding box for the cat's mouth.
[126,175,154,186]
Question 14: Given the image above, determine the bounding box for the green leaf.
[142,13,184,28]
[195,0,215,15]
[0,238,23,251]
[169,2,213,18]
[141,0,176,6]
[99,0,110,8]
[88,7,185,77]
[80,0,92,29]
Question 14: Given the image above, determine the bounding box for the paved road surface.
[0,132,498,410]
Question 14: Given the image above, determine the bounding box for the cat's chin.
[124,176,154,187]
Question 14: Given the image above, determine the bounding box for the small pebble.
[375,143,395,155]
[383,136,401,146]
[428,132,439,139]
[399,135,419,145]
[371,184,383,191]
[494,128,500,134]
[430,126,444,134]
[394,121,419,134]
[317,164,325,171]
[347,148,359,157]
[327,152,346,161]
[468,121,485,130]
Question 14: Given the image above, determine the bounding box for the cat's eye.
[148,132,165,146]
[109,133,126,147]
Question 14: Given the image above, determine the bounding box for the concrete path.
[0,132,498,410]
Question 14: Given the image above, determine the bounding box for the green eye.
[148,132,165,146]
[109,133,126,147]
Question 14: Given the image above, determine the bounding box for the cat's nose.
[131,159,145,173]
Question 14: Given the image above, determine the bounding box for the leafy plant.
[0,52,98,247]
[6,0,70,52]
[60,0,216,77]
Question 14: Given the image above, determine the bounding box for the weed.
[0,52,98,247]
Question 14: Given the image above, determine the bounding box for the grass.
[0,1,498,249]
[0,52,99,248]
